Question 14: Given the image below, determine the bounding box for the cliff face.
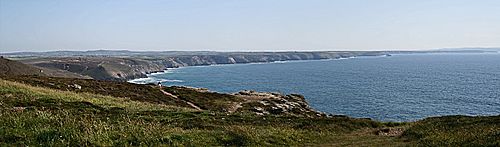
[20,51,387,81]
[153,51,386,68]
[22,57,166,81]
[0,58,90,79]
[234,90,326,117]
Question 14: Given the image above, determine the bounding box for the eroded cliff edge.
[15,51,388,81]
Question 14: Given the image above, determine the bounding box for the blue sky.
[1,0,499,52]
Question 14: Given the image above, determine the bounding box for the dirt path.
[159,88,203,111]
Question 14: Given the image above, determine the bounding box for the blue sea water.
[138,53,500,121]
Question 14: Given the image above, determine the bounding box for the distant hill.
[0,57,91,79]
[15,51,387,81]
[2,48,499,58]
[0,50,220,57]
[435,47,500,51]
[20,57,164,81]
[0,57,45,76]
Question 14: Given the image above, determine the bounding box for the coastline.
[127,54,386,84]
[127,68,181,84]
[1,54,499,146]
[127,53,500,122]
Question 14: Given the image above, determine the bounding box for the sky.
[1,0,500,52]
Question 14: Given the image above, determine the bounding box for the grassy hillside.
[0,79,402,146]
[402,115,500,146]
[4,76,328,117]
[0,58,90,79]
[4,76,190,107]
[19,57,165,81]
[0,58,44,76]
[1,77,498,146]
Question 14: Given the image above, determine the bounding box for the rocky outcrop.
[163,86,326,117]
[234,90,326,117]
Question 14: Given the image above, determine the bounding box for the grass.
[0,79,392,146]
[1,77,499,146]
[4,75,191,107]
[164,86,244,111]
[0,79,188,112]
[402,115,500,146]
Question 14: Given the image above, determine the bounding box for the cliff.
[20,57,165,81]
[5,75,324,117]
[234,90,326,117]
[0,58,90,79]
[152,51,385,68]
[17,51,388,81]
[163,86,327,117]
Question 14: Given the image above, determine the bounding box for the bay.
[137,53,500,121]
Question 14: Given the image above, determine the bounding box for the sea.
[129,53,500,122]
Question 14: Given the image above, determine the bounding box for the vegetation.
[4,75,190,107]
[402,115,500,146]
[164,86,243,111]
[0,58,90,79]
[0,58,44,76]
[1,77,499,146]
[0,79,392,146]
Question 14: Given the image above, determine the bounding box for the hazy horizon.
[1,0,500,52]
[2,47,500,54]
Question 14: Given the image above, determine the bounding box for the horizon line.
[2,47,500,54]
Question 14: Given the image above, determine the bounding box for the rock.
[234,90,325,117]
[376,128,405,137]
[259,101,270,106]
[68,84,82,89]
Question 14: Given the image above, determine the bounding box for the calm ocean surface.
[137,53,500,121]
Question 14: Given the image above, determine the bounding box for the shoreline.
[127,54,386,84]
[127,52,494,84]
[127,53,500,122]
[125,54,389,120]
[127,68,181,84]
